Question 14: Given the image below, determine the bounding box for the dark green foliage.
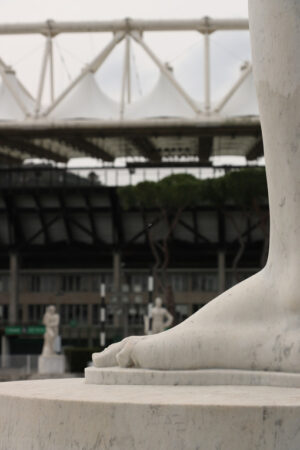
[223,168,268,208]
[201,176,227,207]
[117,168,269,294]
[118,174,202,211]
[118,168,268,210]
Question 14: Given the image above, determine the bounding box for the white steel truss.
[0,17,263,165]
[0,17,253,120]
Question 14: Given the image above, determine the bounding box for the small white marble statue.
[41,305,60,357]
[93,0,300,371]
[144,297,173,335]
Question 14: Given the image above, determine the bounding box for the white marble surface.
[85,366,300,388]
[38,355,65,374]
[1,379,300,449]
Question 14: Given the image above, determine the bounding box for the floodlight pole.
[49,37,55,103]
[203,32,211,114]
[99,280,107,350]
[36,37,51,114]
[120,34,131,118]
[127,35,131,104]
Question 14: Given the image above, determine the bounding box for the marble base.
[1,379,300,450]
[85,366,300,387]
[38,355,65,375]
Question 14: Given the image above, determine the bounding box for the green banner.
[5,326,22,335]
[27,326,45,335]
[5,325,45,336]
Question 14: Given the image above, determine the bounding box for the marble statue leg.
[93,0,300,371]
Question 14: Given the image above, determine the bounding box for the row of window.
[0,271,256,294]
[0,303,189,326]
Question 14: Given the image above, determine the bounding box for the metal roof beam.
[58,193,73,244]
[0,153,23,165]
[198,136,213,161]
[0,136,68,163]
[246,138,264,160]
[61,137,114,162]
[2,193,24,246]
[129,137,161,162]
[83,193,99,245]
[32,193,50,245]
[109,189,124,247]
[0,118,261,136]
[19,215,59,248]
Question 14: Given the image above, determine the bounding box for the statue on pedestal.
[144,297,173,335]
[93,0,300,373]
[41,305,60,357]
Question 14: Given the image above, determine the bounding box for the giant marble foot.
[93,266,300,372]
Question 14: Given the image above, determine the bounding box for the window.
[92,304,114,326]
[61,275,81,292]
[226,271,256,289]
[130,274,147,292]
[0,275,9,292]
[28,304,47,322]
[60,304,88,325]
[192,273,218,292]
[0,305,8,322]
[128,306,143,326]
[40,275,57,292]
[91,274,113,293]
[31,275,41,292]
[175,304,189,323]
[168,273,189,292]
[18,305,23,322]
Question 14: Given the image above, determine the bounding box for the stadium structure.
[0,18,266,355]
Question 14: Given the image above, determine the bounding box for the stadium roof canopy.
[0,18,263,166]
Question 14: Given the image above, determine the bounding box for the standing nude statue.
[144,297,173,335]
[93,0,300,371]
[41,305,60,357]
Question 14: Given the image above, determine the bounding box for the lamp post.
[99,280,106,350]
[121,283,130,338]
[147,273,154,333]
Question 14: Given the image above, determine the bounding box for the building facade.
[0,167,268,353]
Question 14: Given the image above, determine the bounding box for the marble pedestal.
[1,376,300,449]
[85,366,300,387]
[38,354,65,374]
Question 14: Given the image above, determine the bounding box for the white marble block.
[38,355,65,374]
[85,366,300,388]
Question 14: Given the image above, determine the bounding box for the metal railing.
[0,354,38,374]
[0,164,261,189]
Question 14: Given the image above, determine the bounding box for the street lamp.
[99,281,106,350]
[147,273,154,332]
